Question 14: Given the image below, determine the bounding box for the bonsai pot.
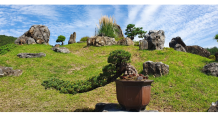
[115,79,154,111]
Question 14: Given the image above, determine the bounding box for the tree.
[125,24,147,40]
[56,35,66,45]
[215,34,218,42]
[137,27,147,38]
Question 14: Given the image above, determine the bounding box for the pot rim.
[115,79,154,83]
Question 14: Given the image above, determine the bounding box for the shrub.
[208,55,215,60]
[80,36,89,42]
[0,43,17,55]
[115,37,124,41]
[42,77,93,94]
[0,35,17,47]
[205,46,218,55]
[107,50,131,65]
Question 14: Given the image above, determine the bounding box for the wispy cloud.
[1,5,218,48]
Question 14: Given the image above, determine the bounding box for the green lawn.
[0,43,217,112]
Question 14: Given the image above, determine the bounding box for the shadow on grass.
[53,107,95,113]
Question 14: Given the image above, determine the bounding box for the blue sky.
[1,1,218,48]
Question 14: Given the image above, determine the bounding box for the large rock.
[208,101,218,112]
[68,32,76,44]
[215,52,218,61]
[169,36,186,48]
[143,30,165,50]
[87,36,117,47]
[143,61,169,77]
[117,37,134,46]
[139,39,148,50]
[185,45,211,58]
[114,24,124,38]
[174,44,186,52]
[202,62,218,77]
[17,53,46,58]
[0,66,22,77]
[51,47,70,53]
[15,25,50,45]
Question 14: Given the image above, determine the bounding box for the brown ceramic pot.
[115,79,154,111]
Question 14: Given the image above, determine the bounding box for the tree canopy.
[56,35,66,45]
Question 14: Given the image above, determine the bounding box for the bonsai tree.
[125,24,147,40]
[56,35,66,45]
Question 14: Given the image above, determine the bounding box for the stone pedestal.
[95,103,158,112]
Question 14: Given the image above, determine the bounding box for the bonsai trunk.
[61,41,64,45]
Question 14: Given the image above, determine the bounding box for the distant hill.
[0,35,17,47]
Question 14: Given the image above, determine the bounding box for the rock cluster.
[113,24,124,38]
[51,47,70,53]
[174,44,187,52]
[15,25,50,45]
[117,37,134,46]
[202,62,218,77]
[143,61,169,77]
[0,66,22,77]
[185,45,211,58]
[87,36,117,47]
[68,32,76,44]
[17,53,46,58]
[169,36,186,48]
[140,30,165,50]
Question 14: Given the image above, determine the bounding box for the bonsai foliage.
[125,24,147,40]
[56,35,66,45]
[96,15,119,38]
[108,50,131,66]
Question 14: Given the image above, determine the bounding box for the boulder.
[215,52,218,61]
[202,62,218,77]
[15,25,50,45]
[174,44,186,52]
[87,36,117,47]
[139,39,148,50]
[185,45,211,58]
[17,52,46,58]
[51,47,70,53]
[114,24,124,38]
[169,36,186,48]
[0,66,22,77]
[68,32,76,44]
[143,61,169,77]
[143,30,165,50]
[208,101,218,112]
[117,37,134,46]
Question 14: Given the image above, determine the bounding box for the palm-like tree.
[215,34,218,42]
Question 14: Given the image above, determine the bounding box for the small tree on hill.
[56,35,66,45]
[125,24,147,40]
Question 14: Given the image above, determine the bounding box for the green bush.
[0,35,17,47]
[208,55,215,60]
[42,77,93,94]
[205,46,218,55]
[115,37,124,41]
[108,50,131,65]
[80,36,89,41]
[0,43,18,55]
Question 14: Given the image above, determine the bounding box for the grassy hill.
[0,35,17,47]
[0,42,218,112]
